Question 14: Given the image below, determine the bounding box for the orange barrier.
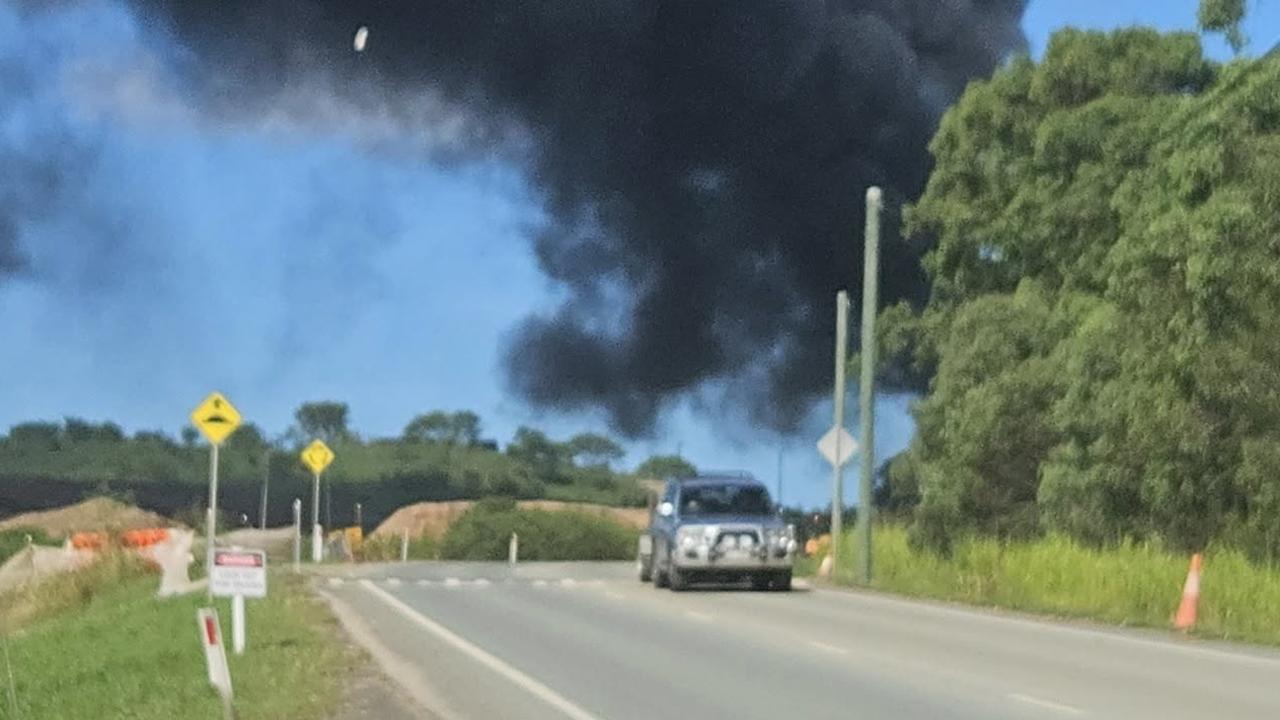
[1173,553,1203,631]
[69,532,108,550]
[121,528,170,548]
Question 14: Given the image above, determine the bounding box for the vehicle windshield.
[679,484,772,517]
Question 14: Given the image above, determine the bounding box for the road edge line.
[316,587,459,720]
[358,579,602,720]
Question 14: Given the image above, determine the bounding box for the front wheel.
[638,552,652,583]
[652,547,669,588]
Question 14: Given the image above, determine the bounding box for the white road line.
[386,578,402,587]
[533,579,548,588]
[327,577,344,587]
[586,580,606,587]
[359,580,601,720]
[806,640,849,656]
[444,577,462,588]
[560,579,577,588]
[473,579,492,587]
[684,610,713,622]
[417,579,432,587]
[604,591,625,601]
[1008,693,1086,716]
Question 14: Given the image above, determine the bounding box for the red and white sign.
[210,548,267,598]
[197,608,234,699]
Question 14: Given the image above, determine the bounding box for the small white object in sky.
[354,26,369,52]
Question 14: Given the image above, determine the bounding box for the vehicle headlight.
[765,525,795,546]
[677,526,710,550]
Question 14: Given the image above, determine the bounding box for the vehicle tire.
[638,552,652,583]
[653,549,669,589]
[772,570,792,592]
[751,573,772,591]
[668,564,688,592]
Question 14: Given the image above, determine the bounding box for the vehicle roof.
[671,474,764,488]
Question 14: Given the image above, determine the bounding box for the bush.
[440,502,636,561]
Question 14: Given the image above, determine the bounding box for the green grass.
[817,525,1280,646]
[356,533,440,562]
[0,558,357,719]
[0,528,56,566]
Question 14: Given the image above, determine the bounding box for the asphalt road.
[318,562,1280,720]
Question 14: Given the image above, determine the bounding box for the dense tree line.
[872,14,1280,559]
[0,403,692,527]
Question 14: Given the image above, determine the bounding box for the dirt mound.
[373,500,649,540]
[0,498,176,539]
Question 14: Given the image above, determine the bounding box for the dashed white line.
[444,577,462,588]
[327,577,345,587]
[417,579,432,587]
[1008,693,1086,716]
[473,579,492,587]
[560,579,577,588]
[532,579,548,588]
[806,640,849,656]
[683,610,713,622]
[359,580,601,720]
[385,578,402,587]
[604,591,625,601]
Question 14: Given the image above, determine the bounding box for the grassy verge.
[814,525,1280,646]
[0,557,358,719]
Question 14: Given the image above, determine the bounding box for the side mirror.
[658,501,674,518]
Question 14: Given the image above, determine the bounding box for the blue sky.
[1,1,1276,510]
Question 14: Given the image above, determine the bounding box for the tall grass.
[824,525,1280,646]
[1,559,355,719]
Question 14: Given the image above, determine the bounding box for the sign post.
[190,392,242,599]
[210,548,267,656]
[824,292,851,571]
[300,440,335,564]
[292,498,302,573]
[196,607,234,719]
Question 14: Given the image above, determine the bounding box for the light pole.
[857,186,882,585]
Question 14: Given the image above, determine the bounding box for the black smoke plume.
[128,0,1027,435]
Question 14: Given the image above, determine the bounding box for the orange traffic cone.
[1173,553,1203,632]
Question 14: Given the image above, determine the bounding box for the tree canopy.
[880,27,1280,557]
[635,455,697,480]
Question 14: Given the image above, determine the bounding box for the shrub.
[440,503,636,561]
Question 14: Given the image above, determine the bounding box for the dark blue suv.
[638,475,796,591]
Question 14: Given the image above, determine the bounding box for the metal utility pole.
[258,450,270,530]
[830,290,851,569]
[857,186,882,585]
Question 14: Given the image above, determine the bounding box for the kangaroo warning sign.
[210,549,267,598]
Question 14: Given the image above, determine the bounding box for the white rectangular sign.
[210,549,267,599]
[196,607,233,698]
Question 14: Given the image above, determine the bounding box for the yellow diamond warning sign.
[300,439,335,475]
[190,392,242,445]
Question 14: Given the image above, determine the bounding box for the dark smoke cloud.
[0,48,93,284]
[127,0,1027,435]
